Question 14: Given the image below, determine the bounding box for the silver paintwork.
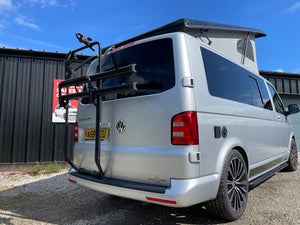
[71,32,295,207]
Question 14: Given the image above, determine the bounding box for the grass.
[44,161,60,174]
[32,162,42,175]
[32,161,66,176]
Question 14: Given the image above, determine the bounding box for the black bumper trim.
[70,172,168,194]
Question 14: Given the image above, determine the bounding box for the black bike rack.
[59,33,137,178]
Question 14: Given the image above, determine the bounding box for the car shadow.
[0,173,228,225]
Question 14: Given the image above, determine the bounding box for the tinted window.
[85,38,175,101]
[237,39,254,61]
[267,84,285,114]
[201,47,272,110]
[257,79,273,110]
[201,47,252,105]
[248,76,263,108]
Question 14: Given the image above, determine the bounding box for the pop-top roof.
[109,18,266,49]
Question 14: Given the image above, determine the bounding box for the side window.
[257,79,273,111]
[248,76,264,108]
[201,47,252,105]
[237,39,254,61]
[267,84,285,114]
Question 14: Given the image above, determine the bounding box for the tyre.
[285,139,298,172]
[208,150,248,221]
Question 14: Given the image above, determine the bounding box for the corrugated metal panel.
[0,49,89,163]
[260,71,300,96]
[291,80,298,94]
[12,57,32,162]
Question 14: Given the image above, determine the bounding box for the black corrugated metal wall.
[0,48,89,163]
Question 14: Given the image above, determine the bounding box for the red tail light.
[74,121,78,142]
[171,111,199,145]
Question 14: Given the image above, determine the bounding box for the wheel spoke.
[238,185,248,194]
[236,187,246,202]
[236,180,247,186]
[236,189,242,210]
[233,191,237,210]
[236,169,246,182]
[229,189,235,202]
[236,160,243,178]
[228,166,234,179]
[231,159,236,177]
[227,155,248,213]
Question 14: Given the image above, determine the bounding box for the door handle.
[277,115,281,120]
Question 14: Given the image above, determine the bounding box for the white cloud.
[25,0,77,8]
[28,0,60,8]
[275,68,285,72]
[285,2,300,14]
[14,16,41,31]
[0,0,14,13]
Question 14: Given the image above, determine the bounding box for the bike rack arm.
[60,34,138,179]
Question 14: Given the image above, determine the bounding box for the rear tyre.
[285,139,298,172]
[208,150,248,221]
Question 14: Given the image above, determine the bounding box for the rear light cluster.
[74,121,78,142]
[171,111,199,145]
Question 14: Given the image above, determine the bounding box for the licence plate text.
[82,128,109,140]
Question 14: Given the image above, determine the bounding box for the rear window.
[86,38,175,101]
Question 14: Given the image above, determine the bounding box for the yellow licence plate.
[82,128,109,140]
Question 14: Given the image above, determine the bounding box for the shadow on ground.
[0,173,226,225]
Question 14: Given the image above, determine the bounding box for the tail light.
[171,111,199,145]
[74,121,78,142]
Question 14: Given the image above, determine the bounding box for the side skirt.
[249,162,288,190]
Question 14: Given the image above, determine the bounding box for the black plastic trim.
[249,162,288,190]
[70,171,168,194]
[214,126,221,139]
[249,155,286,177]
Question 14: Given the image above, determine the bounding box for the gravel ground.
[0,159,299,225]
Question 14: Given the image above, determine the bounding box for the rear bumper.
[67,168,220,207]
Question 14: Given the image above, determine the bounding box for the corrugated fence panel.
[26,58,45,162]
[12,57,32,162]
[0,49,90,163]
[0,56,5,162]
[40,59,59,162]
[0,57,19,163]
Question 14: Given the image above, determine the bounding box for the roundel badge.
[116,120,126,133]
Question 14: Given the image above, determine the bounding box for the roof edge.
[104,18,266,51]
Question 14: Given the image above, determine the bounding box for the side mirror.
[286,104,300,115]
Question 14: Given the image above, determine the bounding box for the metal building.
[0,48,88,164]
[260,70,300,149]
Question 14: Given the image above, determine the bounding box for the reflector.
[146,197,176,204]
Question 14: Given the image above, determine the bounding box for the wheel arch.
[215,138,249,177]
[233,146,249,173]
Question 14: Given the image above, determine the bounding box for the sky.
[0,0,300,73]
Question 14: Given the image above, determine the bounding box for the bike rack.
[59,33,137,178]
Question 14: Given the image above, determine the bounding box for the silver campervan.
[60,19,299,220]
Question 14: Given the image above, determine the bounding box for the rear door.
[75,35,200,186]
